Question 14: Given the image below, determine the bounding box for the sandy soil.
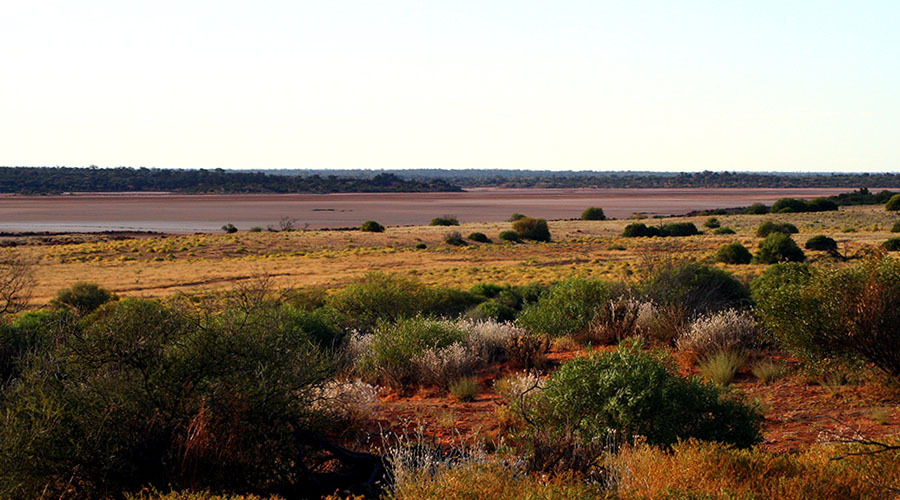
[0,187,871,233]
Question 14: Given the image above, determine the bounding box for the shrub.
[891,221,900,232]
[458,319,522,362]
[805,235,837,252]
[505,333,550,370]
[51,282,117,315]
[772,197,809,213]
[508,213,526,221]
[744,203,770,214]
[755,233,805,264]
[361,317,467,386]
[713,226,736,235]
[498,230,520,242]
[449,377,480,402]
[885,193,900,211]
[430,215,459,226]
[582,295,653,344]
[309,379,380,427]
[641,262,751,318]
[443,231,467,246]
[622,222,658,237]
[360,220,385,232]
[512,217,551,242]
[221,223,237,233]
[659,222,700,237]
[698,350,746,385]
[676,309,759,363]
[753,256,900,376]
[517,279,621,337]
[468,300,517,322]
[248,226,263,232]
[467,232,490,243]
[703,217,721,229]
[752,359,787,384]
[884,238,900,251]
[807,197,839,212]
[580,206,606,221]
[715,242,752,264]
[532,341,762,448]
[756,220,799,237]
[411,343,482,387]
[415,243,427,249]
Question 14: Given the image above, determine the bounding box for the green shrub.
[891,221,900,233]
[753,256,900,376]
[623,222,659,237]
[469,301,517,322]
[430,215,459,226]
[532,341,762,448]
[744,203,769,214]
[805,235,837,252]
[884,238,900,251]
[807,197,839,212]
[512,217,551,242]
[698,350,746,385]
[360,220,385,232]
[467,232,491,243]
[505,332,550,370]
[885,193,900,211]
[248,226,263,232]
[50,282,117,315]
[755,233,805,264]
[449,377,481,402]
[703,217,721,229]
[772,198,809,213]
[221,223,237,233]
[715,242,752,265]
[713,227,736,235]
[498,230,521,242]
[756,220,799,237]
[362,317,467,386]
[508,213,526,222]
[443,231,467,246]
[517,279,621,337]
[660,222,700,237]
[580,207,606,221]
[415,243,427,249]
[641,262,751,318]
[752,359,787,384]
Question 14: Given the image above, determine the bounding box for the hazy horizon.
[2,2,898,172]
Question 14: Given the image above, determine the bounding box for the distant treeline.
[0,167,462,194]
[257,169,900,189]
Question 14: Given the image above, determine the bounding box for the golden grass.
[6,205,898,305]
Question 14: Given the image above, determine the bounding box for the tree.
[0,257,33,320]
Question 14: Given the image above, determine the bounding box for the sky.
[1,1,898,172]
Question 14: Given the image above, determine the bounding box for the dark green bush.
[512,217,551,242]
[744,203,770,214]
[622,223,659,237]
[468,232,491,243]
[754,257,900,376]
[703,217,721,229]
[531,341,762,448]
[508,213,527,222]
[806,197,839,212]
[580,207,606,221]
[713,227,736,235]
[361,316,467,386]
[0,298,335,498]
[660,222,700,237]
[805,235,838,252]
[360,220,385,232]
[884,238,900,251]
[415,243,427,249]
[756,220,799,237]
[499,230,521,242]
[641,262,750,318]
[885,194,900,211]
[891,221,900,233]
[715,243,752,265]
[469,300,518,322]
[221,223,237,233]
[772,198,809,213]
[755,233,805,264]
[444,231,467,246]
[430,216,459,226]
[50,282,116,315]
[517,279,621,337]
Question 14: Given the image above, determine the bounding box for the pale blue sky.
[1,1,898,172]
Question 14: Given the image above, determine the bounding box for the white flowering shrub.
[676,309,760,362]
[457,319,523,362]
[412,343,483,386]
[310,379,381,426]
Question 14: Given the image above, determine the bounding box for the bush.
[468,300,517,322]
[753,256,900,376]
[248,226,263,232]
[755,233,805,264]
[50,282,117,315]
[772,198,809,213]
[891,221,900,232]
[884,238,900,251]
[498,230,520,242]
[415,243,427,249]
[744,203,770,214]
[698,350,747,385]
[580,207,606,221]
[676,309,759,363]
[449,377,480,402]
[531,341,762,448]
[805,235,837,252]
[517,279,621,337]
[756,220,799,237]
[713,226,736,235]
[641,262,751,318]
[659,222,700,237]
[221,223,237,233]
[511,217,551,242]
[885,193,900,211]
[752,359,787,384]
[508,213,526,222]
[361,317,467,386]
[703,217,721,229]
[443,231,467,246]
[715,242,752,264]
[360,220,385,232]
[622,222,659,237]
[807,197,839,212]
[467,232,490,243]
[430,216,459,226]
[583,295,654,344]
[505,332,550,370]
